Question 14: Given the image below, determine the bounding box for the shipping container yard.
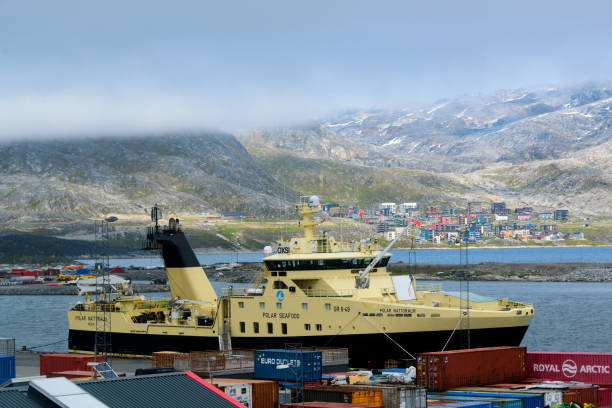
[2,344,612,407]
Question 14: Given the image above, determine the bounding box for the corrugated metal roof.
[0,388,46,408]
[77,372,243,408]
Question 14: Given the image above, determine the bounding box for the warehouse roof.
[0,388,46,408]
[77,371,246,408]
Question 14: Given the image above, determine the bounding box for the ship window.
[240,322,245,333]
[274,280,288,289]
[241,388,247,394]
[405,313,412,317]
[516,310,522,315]
[417,313,425,317]
[276,302,282,309]
[264,257,391,271]
[305,323,311,330]
[316,324,322,331]
[282,323,287,334]
[325,303,331,310]
[302,303,308,310]
[253,322,259,333]
[267,323,273,334]
[271,272,277,276]
[431,313,440,317]
[238,302,244,308]
[259,302,265,309]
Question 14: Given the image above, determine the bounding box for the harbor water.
[78,246,612,268]
[1,281,610,354]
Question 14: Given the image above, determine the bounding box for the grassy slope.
[247,147,470,208]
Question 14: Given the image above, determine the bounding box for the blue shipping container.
[429,394,522,408]
[255,349,322,382]
[0,356,16,381]
[436,403,493,408]
[441,392,544,408]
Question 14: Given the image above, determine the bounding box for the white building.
[495,214,508,221]
[399,202,418,213]
[380,203,396,214]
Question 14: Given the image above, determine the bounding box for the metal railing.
[416,283,443,292]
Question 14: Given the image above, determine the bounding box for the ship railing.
[416,283,443,292]
[221,287,264,297]
[303,288,354,297]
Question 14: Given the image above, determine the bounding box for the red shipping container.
[11,269,26,275]
[47,370,93,379]
[417,347,527,391]
[40,354,103,376]
[527,351,612,384]
[111,267,125,273]
[599,388,612,408]
[568,386,598,406]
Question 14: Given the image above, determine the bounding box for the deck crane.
[355,223,415,289]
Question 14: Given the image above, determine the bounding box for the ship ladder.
[219,296,232,351]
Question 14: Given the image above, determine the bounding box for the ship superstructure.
[68,198,534,366]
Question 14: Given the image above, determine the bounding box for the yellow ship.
[68,197,534,366]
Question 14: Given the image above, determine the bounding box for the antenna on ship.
[93,214,118,365]
[458,225,471,349]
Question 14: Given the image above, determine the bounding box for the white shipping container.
[218,383,252,407]
[0,338,15,356]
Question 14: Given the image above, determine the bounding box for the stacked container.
[39,354,100,376]
[281,403,383,408]
[417,347,527,391]
[255,349,322,382]
[0,355,16,385]
[208,378,279,408]
[430,391,544,408]
[0,338,15,356]
[295,384,427,408]
[599,388,612,408]
[526,351,612,384]
[152,351,188,368]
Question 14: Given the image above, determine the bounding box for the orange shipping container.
[207,378,279,408]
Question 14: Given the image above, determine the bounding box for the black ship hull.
[69,324,528,367]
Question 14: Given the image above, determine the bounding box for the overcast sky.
[1,0,610,137]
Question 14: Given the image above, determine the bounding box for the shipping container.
[428,403,492,408]
[599,388,612,408]
[436,391,544,408]
[418,347,527,391]
[526,351,612,384]
[208,378,278,408]
[295,385,383,406]
[39,354,100,376]
[111,267,125,273]
[566,386,598,406]
[0,355,16,383]
[47,370,95,379]
[428,394,522,408]
[255,349,322,382]
[0,338,15,356]
[152,351,188,368]
[296,384,426,408]
[453,386,562,406]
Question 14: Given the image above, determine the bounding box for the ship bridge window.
[265,257,391,271]
[267,323,273,334]
[305,323,311,330]
[259,302,265,309]
[253,322,259,333]
[325,303,331,310]
[302,303,308,310]
[238,302,244,308]
[240,322,245,333]
[282,323,288,334]
[316,324,322,331]
[273,280,288,289]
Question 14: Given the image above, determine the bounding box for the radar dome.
[308,195,320,207]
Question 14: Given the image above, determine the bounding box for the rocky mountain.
[238,83,612,215]
[0,132,292,222]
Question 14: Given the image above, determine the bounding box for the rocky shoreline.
[0,262,610,295]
